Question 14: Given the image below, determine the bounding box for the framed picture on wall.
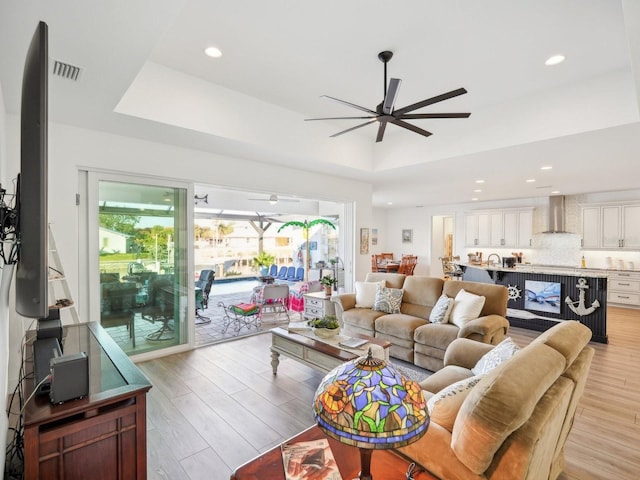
[360,228,370,254]
[371,228,378,246]
[402,229,413,244]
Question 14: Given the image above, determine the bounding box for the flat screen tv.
[15,21,49,319]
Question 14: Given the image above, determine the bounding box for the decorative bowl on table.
[308,316,341,338]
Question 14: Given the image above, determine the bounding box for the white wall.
[3,116,375,385]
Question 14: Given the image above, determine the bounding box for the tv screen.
[15,21,49,318]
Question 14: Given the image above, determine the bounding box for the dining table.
[378,261,400,273]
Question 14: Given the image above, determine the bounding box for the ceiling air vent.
[52,60,82,81]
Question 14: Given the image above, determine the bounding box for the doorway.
[431,215,454,277]
[87,173,191,356]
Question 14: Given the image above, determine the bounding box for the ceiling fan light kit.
[306,50,471,142]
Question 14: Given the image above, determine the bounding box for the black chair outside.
[101,282,137,347]
[141,276,176,341]
[195,269,215,325]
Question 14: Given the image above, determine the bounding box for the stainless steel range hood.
[544,195,568,233]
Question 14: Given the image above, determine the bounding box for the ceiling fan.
[249,194,300,205]
[305,51,470,142]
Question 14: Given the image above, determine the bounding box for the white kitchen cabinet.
[464,209,532,248]
[581,206,601,249]
[607,271,640,308]
[516,210,533,248]
[581,203,640,249]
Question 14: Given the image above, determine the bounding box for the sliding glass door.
[88,173,191,355]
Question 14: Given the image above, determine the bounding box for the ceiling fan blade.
[390,119,432,138]
[304,116,377,121]
[321,95,378,115]
[394,88,468,116]
[330,119,377,138]
[399,112,471,119]
[382,78,402,115]
[376,120,388,143]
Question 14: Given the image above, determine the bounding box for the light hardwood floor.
[139,306,640,480]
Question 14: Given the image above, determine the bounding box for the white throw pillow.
[427,375,483,432]
[354,281,386,308]
[449,289,486,329]
[471,337,520,376]
[429,294,454,323]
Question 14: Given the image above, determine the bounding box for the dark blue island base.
[462,265,608,343]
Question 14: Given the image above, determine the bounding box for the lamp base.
[357,448,373,480]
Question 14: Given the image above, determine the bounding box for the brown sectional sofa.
[400,320,594,480]
[331,273,510,370]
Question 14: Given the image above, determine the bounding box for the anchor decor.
[564,278,600,316]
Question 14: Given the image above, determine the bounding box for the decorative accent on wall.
[565,278,600,316]
[402,229,413,244]
[507,284,522,301]
[371,228,378,246]
[360,228,369,254]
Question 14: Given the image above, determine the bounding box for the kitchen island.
[461,263,608,343]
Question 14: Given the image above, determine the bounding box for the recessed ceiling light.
[475,179,485,184]
[526,179,536,183]
[541,166,553,170]
[387,202,393,206]
[551,190,561,194]
[471,197,478,201]
[204,46,223,58]
[545,55,565,66]
[473,189,482,193]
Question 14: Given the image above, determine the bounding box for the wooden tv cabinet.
[23,322,152,479]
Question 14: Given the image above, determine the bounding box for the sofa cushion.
[372,285,404,314]
[449,289,485,329]
[452,342,566,474]
[428,375,483,432]
[364,272,407,289]
[429,294,454,323]
[354,280,386,308]
[471,337,520,376]
[342,308,387,332]
[443,281,507,317]
[400,276,445,320]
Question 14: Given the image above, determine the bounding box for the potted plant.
[307,315,340,338]
[252,251,275,276]
[319,275,338,296]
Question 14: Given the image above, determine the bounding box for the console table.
[23,322,152,479]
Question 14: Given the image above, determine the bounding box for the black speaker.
[49,352,89,404]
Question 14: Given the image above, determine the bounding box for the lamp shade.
[313,349,429,450]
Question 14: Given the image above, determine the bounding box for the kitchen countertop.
[461,262,617,277]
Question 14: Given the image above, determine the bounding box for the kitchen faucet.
[487,253,501,266]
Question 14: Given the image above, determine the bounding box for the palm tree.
[277,218,336,281]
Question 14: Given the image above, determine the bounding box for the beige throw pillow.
[427,375,483,432]
[354,281,386,308]
[449,289,486,328]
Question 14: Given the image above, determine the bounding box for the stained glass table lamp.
[313,349,429,480]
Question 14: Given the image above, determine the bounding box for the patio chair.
[195,269,215,324]
[277,266,288,280]
[294,267,305,281]
[285,266,297,281]
[141,277,175,340]
[268,264,278,277]
[257,284,290,321]
[101,282,137,347]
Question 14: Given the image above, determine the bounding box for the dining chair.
[397,255,418,275]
